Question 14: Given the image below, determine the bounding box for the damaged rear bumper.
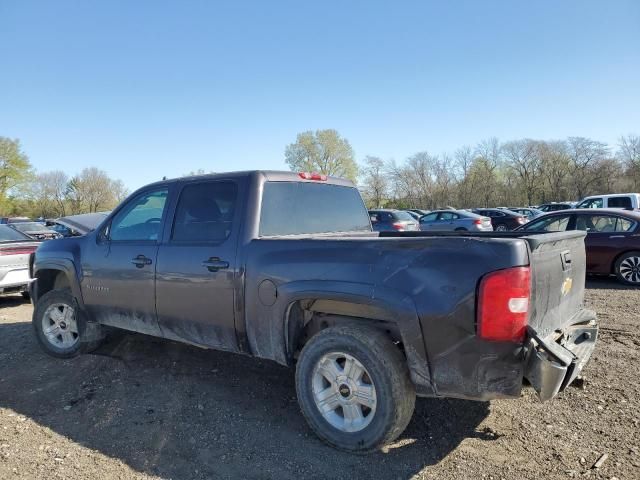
[524,317,598,402]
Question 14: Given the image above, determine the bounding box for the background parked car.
[419,209,493,232]
[0,217,31,224]
[537,202,575,212]
[8,222,60,240]
[369,209,420,232]
[0,225,40,297]
[407,208,430,217]
[516,208,640,285]
[507,207,544,219]
[48,212,111,237]
[404,210,422,221]
[472,208,527,231]
[576,193,640,210]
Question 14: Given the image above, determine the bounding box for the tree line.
[285,129,640,209]
[0,136,129,218]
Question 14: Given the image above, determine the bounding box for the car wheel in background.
[295,325,415,452]
[454,227,467,232]
[614,251,640,286]
[495,224,508,231]
[32,289,104,358]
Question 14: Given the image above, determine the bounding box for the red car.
[517,208,640,285]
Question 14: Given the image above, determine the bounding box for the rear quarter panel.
[243,235,531,399]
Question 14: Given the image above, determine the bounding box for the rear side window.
[616,217,636,232]
[172,181,237,242]
[576,215,616,232]
[0,225,30,241]
[260,182,371,236]
[421,213,438,222]
[439,212,459,220]
[608,196,632,209]
[392,211,414,221]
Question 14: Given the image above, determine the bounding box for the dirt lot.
[0,278,638,480]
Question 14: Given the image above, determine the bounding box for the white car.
[0,225,40,297]
[576,193,640,210]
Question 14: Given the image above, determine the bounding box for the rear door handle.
[202,257,229,272]
[609,235,625,239]
[131,255,152,268]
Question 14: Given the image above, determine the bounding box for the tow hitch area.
[524,321,598,402]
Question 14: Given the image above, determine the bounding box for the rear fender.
[246,280,434,394]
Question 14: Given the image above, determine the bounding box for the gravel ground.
[0,278,638,480]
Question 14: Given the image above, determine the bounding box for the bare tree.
[566,137,609,199]
[360,156,388,208]
[618,134,640,189]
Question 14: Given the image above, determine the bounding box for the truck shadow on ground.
[0,319,494,479]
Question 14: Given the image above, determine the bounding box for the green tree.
[0,137,33,212]
[285,129,358,182]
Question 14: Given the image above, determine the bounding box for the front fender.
[32,257,84,307]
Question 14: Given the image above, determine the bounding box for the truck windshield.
[260,182,372,236]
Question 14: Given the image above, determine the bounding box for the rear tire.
[32,289,104,358]
[614,251,640,286]
[295,325,416,452]
[495,224,508,232]
[454,227,468,232]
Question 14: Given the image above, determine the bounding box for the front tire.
[295,325,415,452]
[32,289,103,358]
[614,251,640,286]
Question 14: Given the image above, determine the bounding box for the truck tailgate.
[524,230,588,336]
[520,230,598,400]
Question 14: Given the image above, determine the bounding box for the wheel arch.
[271,281,434,395]
[33,259,83,306]
[611,249,640,274]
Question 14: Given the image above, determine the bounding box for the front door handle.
[609,235,625,239]
[202,257,229,272]
[131,255,152,268]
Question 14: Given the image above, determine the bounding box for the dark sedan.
[369,209,420,232]
[472,208,527,231]
[516,208,640,285]
[8,222,60,240]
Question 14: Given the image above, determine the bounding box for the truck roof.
[145,170,355,189]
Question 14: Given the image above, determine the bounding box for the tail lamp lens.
[477,266,531,342]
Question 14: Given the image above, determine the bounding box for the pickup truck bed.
[29,170,598,452]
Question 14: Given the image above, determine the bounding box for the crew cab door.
[155,179,242,351]
[82,187,170,336]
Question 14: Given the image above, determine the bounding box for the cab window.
[608,197,632,209]
[109,188,169,241]
[420,213,438,223]
[577,198,603,209]
[523,215,571,232]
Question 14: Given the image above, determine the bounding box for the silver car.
[419,210,493,232]
[0,225,40,297]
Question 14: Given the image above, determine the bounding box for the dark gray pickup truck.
[30,170,598,452]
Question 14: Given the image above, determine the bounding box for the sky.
[1,0,639,190]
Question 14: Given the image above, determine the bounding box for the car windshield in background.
[11,222,48,233]
[260,182,371,236]
[0,225,31,241]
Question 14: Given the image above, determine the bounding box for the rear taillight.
[516,216,526,224]
[298,172,327,181]
[473,219,482,225]
[0,246,37,256]
[391,222,405,231]
[477,266,531,343]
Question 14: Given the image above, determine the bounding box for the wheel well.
[35,269,70,301]
[610,250,640,273]
[285,300,404,363]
